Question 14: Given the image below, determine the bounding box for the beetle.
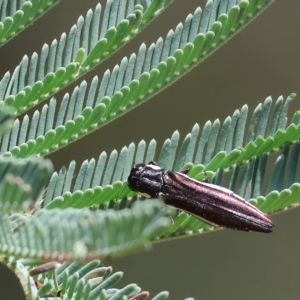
[127,161,274,233]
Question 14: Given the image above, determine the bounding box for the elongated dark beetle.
[127,161,274,233]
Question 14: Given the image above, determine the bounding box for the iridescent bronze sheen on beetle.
[128,161,274,233]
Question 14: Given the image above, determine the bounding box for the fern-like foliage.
[0,0,297,299]
[41,94,300,236]
[1,201,171,261]
[0,0,61,47]
[0,156,52,213]
[1,0,172,114]
[14,258,175,299]
[1,0,274,158]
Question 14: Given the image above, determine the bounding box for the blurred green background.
[0,0,299,299]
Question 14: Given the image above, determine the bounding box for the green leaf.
[0,105,15,136]
[0,157,53,213]
[2,0,173,115]
[0,201,172,261]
